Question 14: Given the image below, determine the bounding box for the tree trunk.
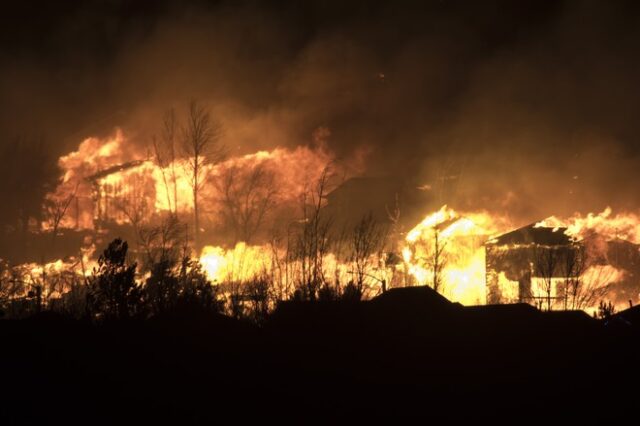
[193,186,199,251]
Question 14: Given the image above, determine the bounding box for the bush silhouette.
[145,258,180,316]
[86,238,142,321]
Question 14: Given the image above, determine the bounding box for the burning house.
[85,159,154,228]
[485,222,640,311]
[2,127,640,315]
[485,224,577,309]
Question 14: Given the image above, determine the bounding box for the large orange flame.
[402,206,512,305]
[45,130,338,231]
[11,131,640,314]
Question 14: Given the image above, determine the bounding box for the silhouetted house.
[370,285,460,314]
[485,223,577,308]
[611,304,640,327]
[269,286,461,337]
[486,223,640,309]
[462,302,540,322]
[541,309,598,329]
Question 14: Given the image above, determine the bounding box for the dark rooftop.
[487,223,573,247]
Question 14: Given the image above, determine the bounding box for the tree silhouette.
[181,101,226,250]
[176,256,223,314]
[145,257,180,316]
[87,238,142,321]
[597,300,616,320]
[560,245,615,311]
[533,245,559,311]
[216,164,278,244]
[152,108,181,217]
[430,226,447,294]
[293,166,337,301]
[348,212,386,300]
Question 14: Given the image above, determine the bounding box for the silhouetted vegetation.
[2,280,640,423]
[86,238,142,321]
[0,236,223,322]
[181,100,226,250]
[597,299,616,319]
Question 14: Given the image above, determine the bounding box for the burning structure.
[486,218,640,312]
[400,206,640,312]
[486,224,580,309]
[2,126,640,318]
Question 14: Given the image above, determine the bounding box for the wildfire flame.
[46,129,338,231]
[401,206,511,305]
[5,130,640,315]
[533,207,640,311]
[200,242,272,284]
[536,207,640,244]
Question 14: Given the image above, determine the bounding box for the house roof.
[487,223,573,247]
[370,285,460,313]
[85,159,146,182]
[611,304,640,326]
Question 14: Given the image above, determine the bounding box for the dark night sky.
[2,0,640,221]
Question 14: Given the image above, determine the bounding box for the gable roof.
[487,223,573,247]
[370,285,458,312]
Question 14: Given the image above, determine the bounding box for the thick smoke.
[2,0,640,225]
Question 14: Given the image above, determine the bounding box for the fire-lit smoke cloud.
[2,1,640,225]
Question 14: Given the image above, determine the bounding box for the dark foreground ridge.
[2,286,639,423]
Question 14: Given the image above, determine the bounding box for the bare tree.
[152,109,180,216]
[403,218,451,294]
[348,213,386,299]
[386,193,408,288]
[245,273,272,324]
[533,246,560,311]
[430,225,447,294]
[561,243,616,311]
[268,228,293,302]
[216,164,278,244]
[181,101,225,250]
[560,244,586,310]
[137,214,185,271]
[44,183,78,249]
[295,166,335,301]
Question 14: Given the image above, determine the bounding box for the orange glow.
[200,242,272,284]
[46,130,337,231]
[18,132,640,313]
[402,206,512,305]
[536,207,640,243]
